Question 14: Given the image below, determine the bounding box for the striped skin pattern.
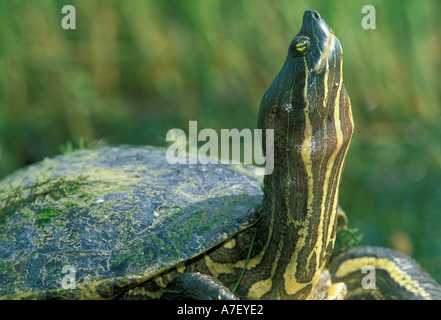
[253,10,353,299]
[329,246,441,300]
[123,10,354,300]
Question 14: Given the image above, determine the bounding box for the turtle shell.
[0,146,263,299]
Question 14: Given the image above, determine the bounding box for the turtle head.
[258,10,353,168]
[254,10,354,299]
[291,10,341,74]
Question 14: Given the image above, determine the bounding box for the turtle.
[1,10,440,300]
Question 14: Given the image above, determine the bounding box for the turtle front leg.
[161,273,238,300]
[120,273,238,300]
[311,270,347,300]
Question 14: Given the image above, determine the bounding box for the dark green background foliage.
[1,1,440,281]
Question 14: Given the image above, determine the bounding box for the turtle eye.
[290,38,311,56]
[294,39,310,53]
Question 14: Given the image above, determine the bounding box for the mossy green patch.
[0,174,90,220]
[35,207,64,228]
[333,228,363,253]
